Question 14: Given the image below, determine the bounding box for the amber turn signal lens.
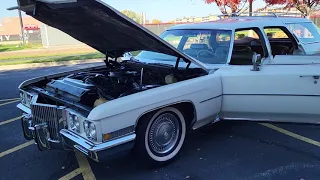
[103,133,110,141]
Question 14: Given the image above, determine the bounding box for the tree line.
[204,0,319,18]
[121,10,161,24]
[121,0,319,24]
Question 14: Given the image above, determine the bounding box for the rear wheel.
[134,107,186,166]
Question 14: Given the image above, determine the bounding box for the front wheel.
[134,107,186,166]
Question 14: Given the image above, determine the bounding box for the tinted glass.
[135,29,232,64]
[286,22,320,43]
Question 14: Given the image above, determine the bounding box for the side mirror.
[251,53,261,71]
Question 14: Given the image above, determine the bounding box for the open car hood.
[16,0,209,72]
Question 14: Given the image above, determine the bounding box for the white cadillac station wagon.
[16,0,320,166]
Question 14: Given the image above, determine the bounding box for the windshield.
[134,29,232,64]
[286,22,320,43]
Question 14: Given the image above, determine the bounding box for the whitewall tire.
[134,107,186,165]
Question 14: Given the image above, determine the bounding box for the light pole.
[7,1,26,45]
[249,0,253,16]
[17,0,26,45]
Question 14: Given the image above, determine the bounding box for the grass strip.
[0,52,105,66]
[0,43,42,52]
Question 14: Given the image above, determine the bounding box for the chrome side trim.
[220,117,271,121]
[17,103,31,114]
[192,113,219,130]
[60,129,136,152]
[199,95,222,103]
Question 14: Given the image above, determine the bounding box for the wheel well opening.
[135,102,196,132]
[173,102,196,131]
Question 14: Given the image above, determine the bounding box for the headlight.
[19,90,34,108]
[67,112,81,133]
[20,92,26,105]
[83,120,97,141]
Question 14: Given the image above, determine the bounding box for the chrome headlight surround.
[65,109,100,142]
[66,110,85,133]
[83,120,97,141]
[19,90,35,108]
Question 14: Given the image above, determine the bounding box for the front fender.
[88,73,222,134]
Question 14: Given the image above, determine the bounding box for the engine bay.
[28,60,207,113]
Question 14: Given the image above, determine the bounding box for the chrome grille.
[31,103,64,140]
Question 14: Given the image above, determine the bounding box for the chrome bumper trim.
[17,103,31,114]
[21,114,34,140]
[60,129,136,162]
[19,109,136,162]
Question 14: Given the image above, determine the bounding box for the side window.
[217,32,231,42]
[264,28,289,38]
[182,33,211,50]
[181,30,232,64]
[263,26,299,57]
[230,28,267,65]
[235,30,259,40]
[163,34,182,48]
[286,22,320,43]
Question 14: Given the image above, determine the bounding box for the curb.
[0,58,104,71]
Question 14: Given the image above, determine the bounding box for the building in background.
[0,16,42,44]
[1,8,318,48]
[174,15,219,23]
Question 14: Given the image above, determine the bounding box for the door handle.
[300,75,320,79]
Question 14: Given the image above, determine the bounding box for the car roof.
[167,17,312,31]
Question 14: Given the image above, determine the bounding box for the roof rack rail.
[273,12,306,18]
[217,11,306,19]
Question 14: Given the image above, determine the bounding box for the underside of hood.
[16,0,209,71]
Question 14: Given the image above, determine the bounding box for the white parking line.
[0,116,22,126]
[75,150,96,180]
[0,99,20,107]
[58,168,82,180]
[0,140,34,158]
[260,123,320,148]
[0,98,19,102]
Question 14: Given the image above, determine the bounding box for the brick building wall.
[0,16,41,43]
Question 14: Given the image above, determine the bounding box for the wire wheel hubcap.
[148,113,180,155]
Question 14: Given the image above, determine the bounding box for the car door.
[217,26,320,124]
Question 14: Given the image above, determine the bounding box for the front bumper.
[20,110,136,162]
[60,130,136,162]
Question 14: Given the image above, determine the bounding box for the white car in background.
[16,0,320,166]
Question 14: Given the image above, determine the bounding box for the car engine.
[29,60,206,112]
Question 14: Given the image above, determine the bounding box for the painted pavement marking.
[58,168,83,180]
[260,123,320,148]
[0,98,19,102]
[75,150,96,180]
[0,99,20,107]
[0,116,22,126]
[0,140,35,158]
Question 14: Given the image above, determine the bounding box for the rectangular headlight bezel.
[66,109,86,133]
[83,120,97,141]
[19,90,35,108]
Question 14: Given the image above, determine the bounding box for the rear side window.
[235,30,259,40]
[286,22,320,43]
[264,28,289,38]
[263,26,297,56]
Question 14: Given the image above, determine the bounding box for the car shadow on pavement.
[88,121,245,179]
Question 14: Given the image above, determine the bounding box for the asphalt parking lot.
[0,63,319,180]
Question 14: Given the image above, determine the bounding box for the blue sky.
[0,0,267,22]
